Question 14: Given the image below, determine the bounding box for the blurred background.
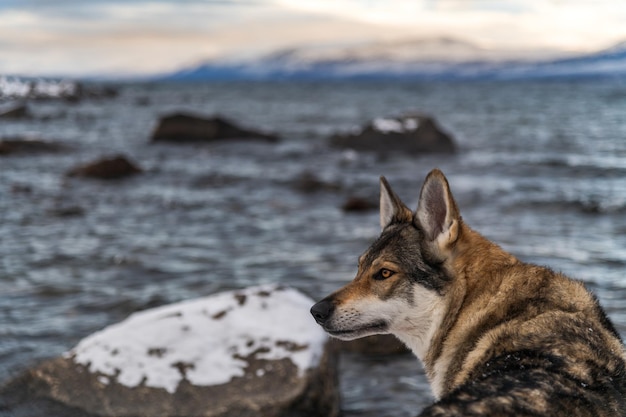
[1,1,626,416]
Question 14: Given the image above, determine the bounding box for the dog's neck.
[391,287,448,361]
[419,224,519,398]
[450,225,519,307]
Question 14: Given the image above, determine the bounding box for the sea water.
[1,79,626,416]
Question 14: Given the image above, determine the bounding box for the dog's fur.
[311,169,626,416]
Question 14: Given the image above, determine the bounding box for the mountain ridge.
[159,38,626,81]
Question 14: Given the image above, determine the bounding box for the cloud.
[273,0,626,51]
[1,1,389,75]
[0,0,625,76]
[0,1,274,75]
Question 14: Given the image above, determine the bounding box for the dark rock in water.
[48,205,86,218]
[341,196,377,212]
[189,173,244,189]
[67,155,142,180]
[330,113,456,155]
[333,334,409,356]
[151,112,279,143]
[80,84,119,101]
[0,137,66,155]
[0,285,339,417]
[46,82,118,102]
[135,96,151,106]
[11,183,33,194]
[291,171,342,193]
[0,103,29,119]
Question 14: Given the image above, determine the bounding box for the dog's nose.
[310,299,333,325]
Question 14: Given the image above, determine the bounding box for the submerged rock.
[151,112,279,143]
[0,285,339,417]
[67,155,142,180]
[291,171,342,194]
[330,113,456,155]
[341,196,377,212]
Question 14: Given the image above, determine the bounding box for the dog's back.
[311,169,626,416]
[422,260,626,416]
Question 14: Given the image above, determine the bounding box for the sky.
[1,0,625,77]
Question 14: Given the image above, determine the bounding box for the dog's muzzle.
[310,299,334,325]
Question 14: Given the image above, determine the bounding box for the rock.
[11,183,33,194]
[67,155,142,180]
[291,171,342,193]
[151,112,279,143]
[341,196,377,212]
[0,285,339,417]
[81,84,119,101]
[0,77,117,102]
[0,103,29,119]
[135,96,151,106]
[48,205,86,218]
[330,113,456,155]
[31,79,82,101]
[0,137,66,155]
[189,173,244,189]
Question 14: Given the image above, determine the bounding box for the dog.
[311,169,626,416]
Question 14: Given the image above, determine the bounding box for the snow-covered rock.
[0,76,118,101]
[0,76,78,100]
[0,285,339,417]
[330,113,456,155]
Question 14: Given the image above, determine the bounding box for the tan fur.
[425,221,625,396]
[425,223,521,395]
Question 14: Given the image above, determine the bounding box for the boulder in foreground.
[330,113,456,155]
[0,285,339,417]
[151,112,279,143]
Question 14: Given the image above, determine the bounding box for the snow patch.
[372,117,420,134]
[403,118,420,131]
[68,285,327,394]
[0,76,79,99]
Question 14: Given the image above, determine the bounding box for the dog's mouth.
[325,321,388,340]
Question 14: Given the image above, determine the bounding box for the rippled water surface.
[2,80,626,416]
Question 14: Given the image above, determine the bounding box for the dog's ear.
[380,176,412,230]
[415,169,460,250]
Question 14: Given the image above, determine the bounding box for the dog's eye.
[375,268,395,280]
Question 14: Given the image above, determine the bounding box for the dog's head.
[310,169,461,358]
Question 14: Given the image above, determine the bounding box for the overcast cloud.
[0,0,624,76]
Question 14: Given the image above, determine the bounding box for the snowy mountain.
[159,38,626,81]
